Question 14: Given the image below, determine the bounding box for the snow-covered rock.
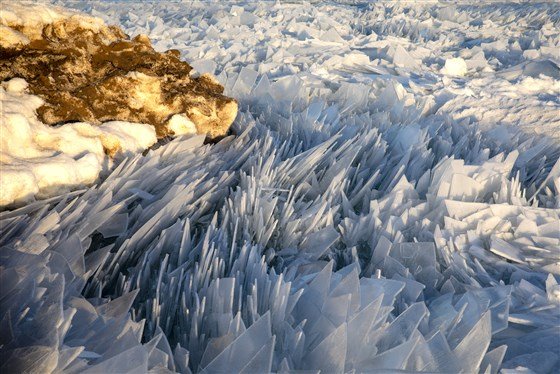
[0,3,237,139]
[0,2,238,207]
[0,81,157,206]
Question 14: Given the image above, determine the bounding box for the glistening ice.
[1,1,559,373]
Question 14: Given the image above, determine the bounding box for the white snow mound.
[442,57,468,76]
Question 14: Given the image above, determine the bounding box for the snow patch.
[441,57,468,76]
[167,114,198,136]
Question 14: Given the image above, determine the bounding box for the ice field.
[1,1,560,373]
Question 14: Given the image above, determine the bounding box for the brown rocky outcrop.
[0,12,237,139]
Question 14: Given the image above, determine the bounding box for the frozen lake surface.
[1,1,559,373]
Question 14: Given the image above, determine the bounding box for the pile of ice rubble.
[1,1,560,373]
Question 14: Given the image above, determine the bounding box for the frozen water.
[1,0,560,373]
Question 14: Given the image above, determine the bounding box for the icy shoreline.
[1,1,559,373]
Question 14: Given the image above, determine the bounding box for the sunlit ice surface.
[1,1,559,373]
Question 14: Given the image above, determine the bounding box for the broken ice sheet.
[2,1,560,373]
[490,236,525,264]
